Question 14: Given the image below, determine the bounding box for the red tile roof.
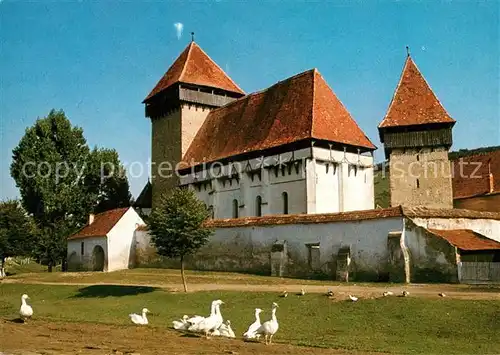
[205,207,402,228]
[68,207,129,240]
[402,206,500,220]
[182,69,376,167]
[452,150,500,199]
[378,56,455,128]
[428,229,500,251]
[144,41,244,102]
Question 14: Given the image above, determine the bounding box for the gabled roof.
[68,207,130,240]
[143,41,244,102]
[452,150,500,199]
[428,229,500,251]
[182,69,376,167]
[378,55,455,128]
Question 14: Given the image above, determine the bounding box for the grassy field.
[1,283,499,354]
[4,267,376,287]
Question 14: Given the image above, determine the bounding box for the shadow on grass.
[73,285,158,298]
[8,318,25,323]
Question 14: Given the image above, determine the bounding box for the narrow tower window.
[256,196,262,217]
[282,192,289,215]
[416,179,420,188]
[232,199,239,218]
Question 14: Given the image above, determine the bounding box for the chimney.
[88,214,95,225]
[488,159,494,193]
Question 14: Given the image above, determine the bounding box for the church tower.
[378,52,456,209]
[143,40,245,206]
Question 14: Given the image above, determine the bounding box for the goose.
[255,302,279,345]
[243,308,262,339]
[326,289,334,297]
[402,290,410,297]
[192,300,224,337]
[349,295,358,302]
[19,294,33,323]
[129,308,149,325]
[172,315,189,330]
[438,293,446,297]
[187,300,218,331]
[297,288,305,296]
[279,291,288,298]
[383,291,394,297]
[219,320,236,338]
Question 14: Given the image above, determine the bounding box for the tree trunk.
[0,257,5,278]
[180,255,187,292]
[48,261,53,273]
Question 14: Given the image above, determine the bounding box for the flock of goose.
[130,299,280,345]
[17,288,445,346]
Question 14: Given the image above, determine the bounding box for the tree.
[86,147,132,214]
[147,188,214,292]
[0,200,36,277]
[10,109,132,271]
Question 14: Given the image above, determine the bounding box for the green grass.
[5,267,372,286]
[1,283,499,354]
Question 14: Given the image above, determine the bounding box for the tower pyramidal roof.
[143,41,245,102]
[378,55,455,128]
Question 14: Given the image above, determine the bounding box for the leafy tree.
[147,188,213,292]
[86,147,132,214]
[0,200,36,277]
[10,109,132,271]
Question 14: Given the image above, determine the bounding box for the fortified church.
[126,39,500,283]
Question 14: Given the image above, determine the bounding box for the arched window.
[282,192,289,214]
[232,199,239,218]
[255,196,262,217]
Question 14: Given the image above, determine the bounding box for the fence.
[458,262,500,284]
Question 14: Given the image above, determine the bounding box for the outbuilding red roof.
[378,56,455,128]
[143,41,244,102]
[182,69,376,167]
[429,229,500,251]
[452,150,500,199]
[68,207,129,240]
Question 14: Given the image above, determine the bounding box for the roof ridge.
[191,42,245,94]
[310,69,316,138]
[178,41,194,82]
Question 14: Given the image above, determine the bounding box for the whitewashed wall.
[106,208,145,272]
[189,217,403,279]
[67,236,107,271]
[410,217,500,243]
[180,146,374,218]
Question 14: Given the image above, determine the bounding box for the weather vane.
[406,45,410,57]
[191,32,195,42]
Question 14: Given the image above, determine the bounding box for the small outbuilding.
[67,207,145,272]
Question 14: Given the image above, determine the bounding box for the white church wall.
[106,208,145,272]
[67,236,107,272]
[190,216,403,280]
[410,217,500,243]
[180,146,375,218]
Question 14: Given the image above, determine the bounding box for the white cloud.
[174,23,184,40]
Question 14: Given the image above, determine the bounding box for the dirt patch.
[0,319,383,355]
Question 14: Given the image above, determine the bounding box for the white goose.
[243,308,262,339]
[255,303,279,345]
[349,295,358,302]
[189,300,224,337]
[172,315,189,330]
[19,294,33,323]
[219,320,236,338]
[129,308,149,325]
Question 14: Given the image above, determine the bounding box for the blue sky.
[1,1,499,201]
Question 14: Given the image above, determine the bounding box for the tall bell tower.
[378,52,456,209]
[143,40,245,207]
